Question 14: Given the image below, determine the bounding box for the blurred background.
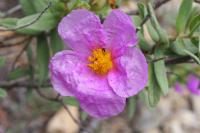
[0,0,200,133]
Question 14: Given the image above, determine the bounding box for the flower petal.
[71,65,126,118]
[103,9,137,57]
[49,50,82,96]
[187,74,200,95]
[73,65,119,99]
[108,47,148,97]
[78,94,126,118]
[58,9,106,55]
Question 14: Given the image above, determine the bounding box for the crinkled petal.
[58,9,106,55]
[78,94,126,118]
[108,47,148,98]
[103,9,137,57]
[73,65,119,99]
[49,50,82,96]
[187,74,200,95]
[70,65,126,118]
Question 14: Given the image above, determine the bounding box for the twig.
[0,2,52,31]
[59,99,81,125]
[194,0,200,4]
[0,80,50,89]
[0,36,30,48]
[165,56,193,65]
[11,38,32,70]
[149,56,166,63]
[1,5,22,18]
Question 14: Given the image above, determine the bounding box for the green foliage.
[63,97,79,106]
[154,48,169,95]
[0,88,7,98]
[50,29,64,54]
[147,3,169,46]
[7,67,30,80]
[19,0,35,15]
[176,0,193,34]
[127,96,136,119]
[147,63,161,107]
[189,14,200,36]
[36,34,50,83]
[0,56,5,67]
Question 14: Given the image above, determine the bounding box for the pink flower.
[174,74,200,95]
[49,9,148,118]
[187,74,200,95]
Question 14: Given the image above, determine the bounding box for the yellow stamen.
[88,48,113,75]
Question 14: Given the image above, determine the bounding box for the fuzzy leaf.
[0,88,7,98]
[176,0,193,33]
[154,49,169,95]
[36,34,50,83]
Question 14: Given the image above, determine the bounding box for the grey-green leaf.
[0,56,5,67]
[147,63,161,107]
[0,88,7,98]
[154,49,169,95]
[63,97,79,106]
[189,14,200,36]
[16,12,58,35]
[7,67,30,80]
[50,29,64,54]
[147,3,169,45]
[19,0,35,15]
[176,0,193,34]
[183,49,200,64]
[172,38,186,55]
[0,18,18,28]
[128,96,136,119]
[36,34,50,83]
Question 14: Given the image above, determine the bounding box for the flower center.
[88,48,113,75]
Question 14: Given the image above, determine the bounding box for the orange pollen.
[88,48,113,75]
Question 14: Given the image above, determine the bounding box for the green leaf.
[0,56,5,67]
[63,97,79,106]
[146,20,160,42]
[16,12,58,35]
[132,16,151,51]
[189,14,200,36]
[32,0,47,13]
[176,0,193,34]
[128,97,136,119]
[0,88,7,98]
[183,49,200,64]
[0,18,18,28]
[36,34,50,83]
[50,29,64,54]
[172,38,186,55]
[26,44,34,79]
[139,89,150,108]
[137,3,159,42]
[7,67,30,80]
[137,31,151,52]
[19,0,35,15]
[154,48,169,95]
[147,63,161,107]
[147,3,169,46]
[198,37,200,58]
[137,3,147,19]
